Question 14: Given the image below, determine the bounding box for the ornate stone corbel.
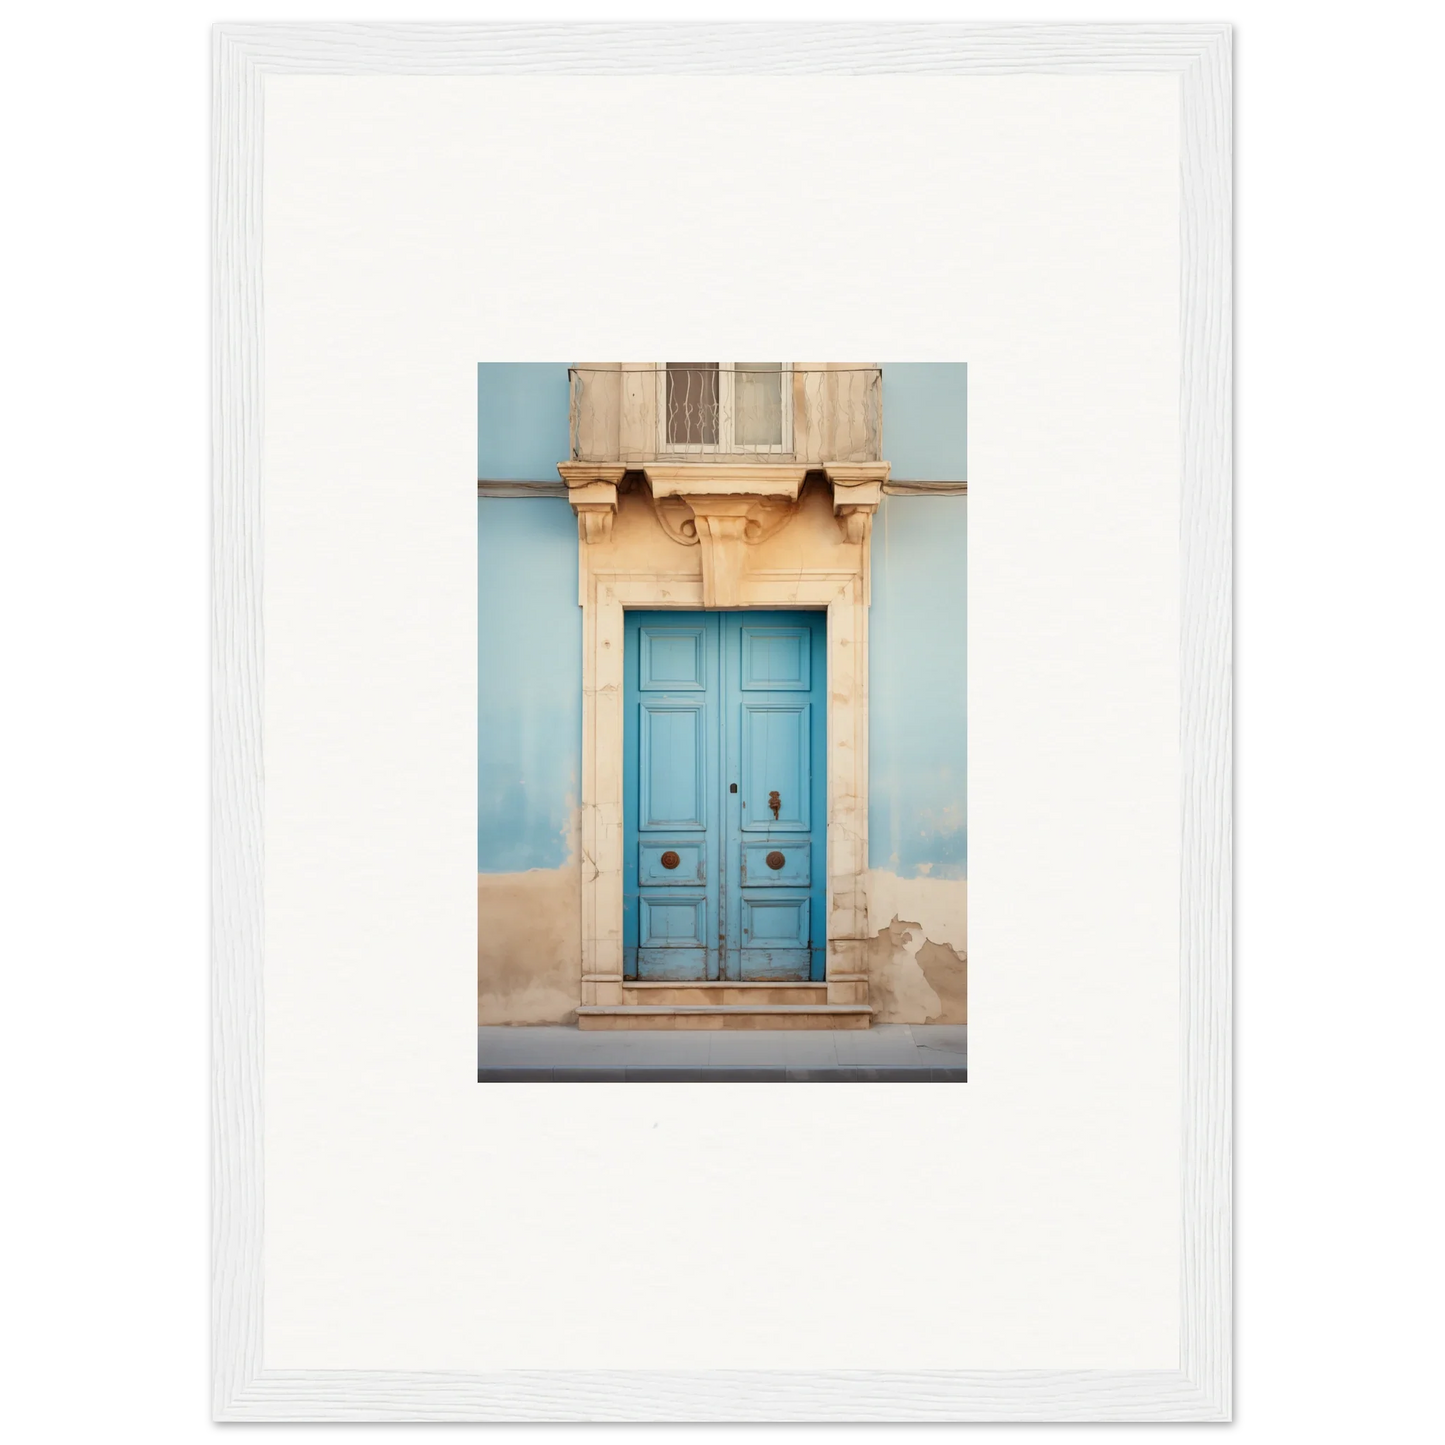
[654,494,799,551]
[689,499,755,608]
[825,463,889,544]
[644,465,809,608]
[559,463,625,544]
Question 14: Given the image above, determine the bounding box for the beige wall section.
[477,858,582,1025]
[865,871,968,1024]
[478,805,583,1024]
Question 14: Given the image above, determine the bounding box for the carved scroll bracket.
[654,494,799,548]
[559,463,625,544]
[825,463,889,544]
[643,465,810,607]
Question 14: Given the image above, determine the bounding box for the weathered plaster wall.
[865,870,968,1024]
[869,496,968,879]
[477,498,581,872]
[477,495,583,1023]
[865,374,968,1021]
[477,841,582,1025]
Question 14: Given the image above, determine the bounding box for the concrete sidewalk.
[478,1023,967,1081]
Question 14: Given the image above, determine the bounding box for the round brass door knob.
[660,851,681,870]
[765,850,786,871]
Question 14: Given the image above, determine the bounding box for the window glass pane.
[734,363,783,447]
[666,363,719,446]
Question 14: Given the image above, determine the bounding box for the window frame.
[656,362,795,457]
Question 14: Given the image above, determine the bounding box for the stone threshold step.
[576,1004,872,1032]
[622,983,826,1006]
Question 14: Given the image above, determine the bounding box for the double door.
[623,610,826,981]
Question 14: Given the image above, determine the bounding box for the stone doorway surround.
[561,460,888,1011]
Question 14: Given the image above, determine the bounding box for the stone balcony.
[568,363,882,467]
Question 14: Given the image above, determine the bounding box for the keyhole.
[768,790,781,820]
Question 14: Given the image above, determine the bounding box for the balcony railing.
[568,364,882,465]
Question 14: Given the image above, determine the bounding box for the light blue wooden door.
[624,614,721,979]
[725,613,827,980]
[624,610,826,981]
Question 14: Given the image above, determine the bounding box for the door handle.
[768,790,781,820]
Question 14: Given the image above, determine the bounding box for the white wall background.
[263,66,1180,1374]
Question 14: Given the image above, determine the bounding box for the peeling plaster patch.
[868,869,967,949]
[916,939,968,1024]
[865,870,968,1024]
[478,811,582,1024]
[866,917,941,1023]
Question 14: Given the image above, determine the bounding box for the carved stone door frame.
[563,462,886,1010]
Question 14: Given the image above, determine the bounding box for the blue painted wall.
[477,363,572,480]
[477,363,966,880]
[477,498,582,870]
[868,495,968,878]
[882,363,967,481]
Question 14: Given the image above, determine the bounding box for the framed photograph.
[214,22,1230,1421]
[476,360,969,1078]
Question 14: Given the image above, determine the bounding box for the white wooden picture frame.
[213,22,1230,1421]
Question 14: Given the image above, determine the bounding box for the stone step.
[621,982,827,1007]
[576,1004,872,1032]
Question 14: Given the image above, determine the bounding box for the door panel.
[638,896,707,947]
[741,896,811,947]
[739,704,810,831]
[638,840,706,886]
[740,839,810,887]
[639,626,706,690]
[625,609,825,983]
[639,704,706,829]
[740,625,811,690]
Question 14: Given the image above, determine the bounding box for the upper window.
[660,363,793,455]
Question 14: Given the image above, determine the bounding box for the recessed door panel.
[639,896,707,947]
[741,896,810,947]
[741,626,810,690]
[741,839,810,887]
[638,841,706,885]
[740,704,809,832]
[639,704,705,830]
[640,626,705,690]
